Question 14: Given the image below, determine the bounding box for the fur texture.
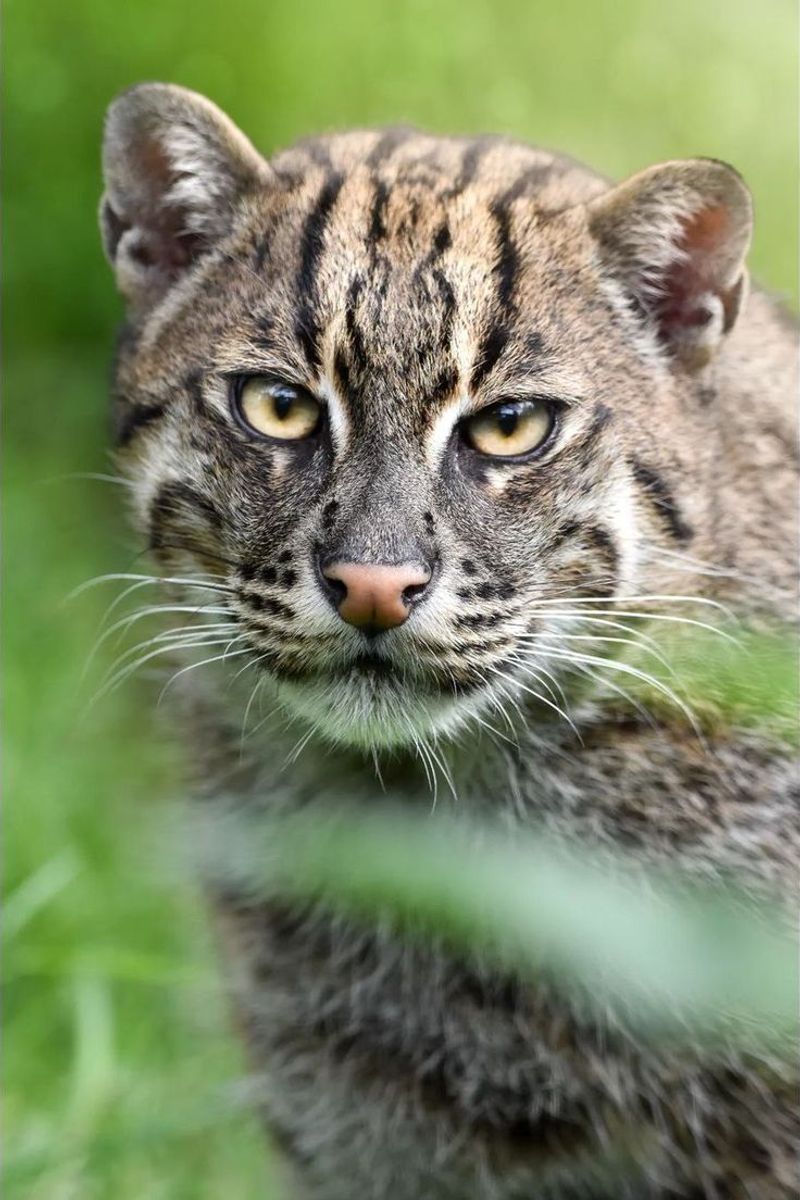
[100,84,798,1198]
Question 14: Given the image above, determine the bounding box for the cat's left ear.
[587,159,753,370]
[100,82,271,313]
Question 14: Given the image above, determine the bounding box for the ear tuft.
[100,83,270,312]
[588,159,753,370]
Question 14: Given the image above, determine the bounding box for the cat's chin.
[274,671,485,751]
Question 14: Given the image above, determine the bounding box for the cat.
[100,83,798,1198]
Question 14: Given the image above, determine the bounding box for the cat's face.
[102,85,751,748]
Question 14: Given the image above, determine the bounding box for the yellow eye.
[463,398,556,458]
[236,376,321,441]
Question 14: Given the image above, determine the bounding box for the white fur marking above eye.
[320,379,350,455]
[425,395,472,469]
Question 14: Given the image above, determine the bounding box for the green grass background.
[5,1,797,1196]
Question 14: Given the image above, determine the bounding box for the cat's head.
[101,83,752,749]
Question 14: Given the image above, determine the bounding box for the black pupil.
[495,404,522,437]
[273,388,295,420]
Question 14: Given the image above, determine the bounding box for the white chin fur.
[275,673,481,751]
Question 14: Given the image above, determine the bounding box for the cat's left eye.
[233,376,321,441]
[462,397,556,458]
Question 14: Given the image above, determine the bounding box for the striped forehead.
[289,169,526,417]
[216,137,587,444]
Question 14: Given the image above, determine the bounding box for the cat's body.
[100,86,798,1198]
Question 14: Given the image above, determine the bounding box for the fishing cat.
[99,84,798,1198]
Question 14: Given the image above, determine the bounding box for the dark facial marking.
[295,172,345,370]
[446,138,491,198]
[428,366,459,405]
[488,200,519,312]
[321,499,339,532]
[242,591,295,620]
[368,177,390,246]
[455,611,504,630]
[148,481,225,559]
[550,521,580,550]
[333,346,353,398]
[114,397,167,447]
[344,276,368,377]
[630,458,694,543]
[429,268,457,351]
[471,325,511,392]
[581,524,620,579]
[502,163,556,204]
[433,222,452,256]
[470,187,524,392]
[469,166,565,392]
[365,127,413,169]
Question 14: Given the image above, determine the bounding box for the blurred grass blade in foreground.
[197,803,796,1048]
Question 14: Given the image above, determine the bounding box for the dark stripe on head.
[301,140,334,170]
[448,138,492,197]
[344,275,368,377]
[502,163,558,205]
[368,177,390,245]
[432,222,452,256]
[295,172,345,370]
[412,222,452,293]
[333,346,352,398]
[470,187,524,390]
[113,398,166,447]
[428,365,459,405]
[630,459,694,543]
[488,201,518,312]
[431,268,457,350]
[471,325,510,391]
[366,127,413,169]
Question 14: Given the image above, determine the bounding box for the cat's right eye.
[461,397,557,459]
[233,376,322,441]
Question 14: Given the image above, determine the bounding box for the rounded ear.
[587,159,753,370]
[100,82,271,313]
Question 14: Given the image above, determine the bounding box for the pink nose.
[321,561,432,630]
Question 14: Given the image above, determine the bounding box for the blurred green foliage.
[4,1,797,1196]
[205,801,797,1045]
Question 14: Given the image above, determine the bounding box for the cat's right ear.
[100,83,271,313]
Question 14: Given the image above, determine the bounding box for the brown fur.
[101,84,798,1198]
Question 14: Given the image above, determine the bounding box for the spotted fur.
[101,84,798,1198]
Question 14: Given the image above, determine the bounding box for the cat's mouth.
[344,653,403,681]
[269,650,487,750]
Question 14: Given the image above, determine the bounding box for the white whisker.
[531,646,702,738]
[157,641,252,704]
[488,664,582,740]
